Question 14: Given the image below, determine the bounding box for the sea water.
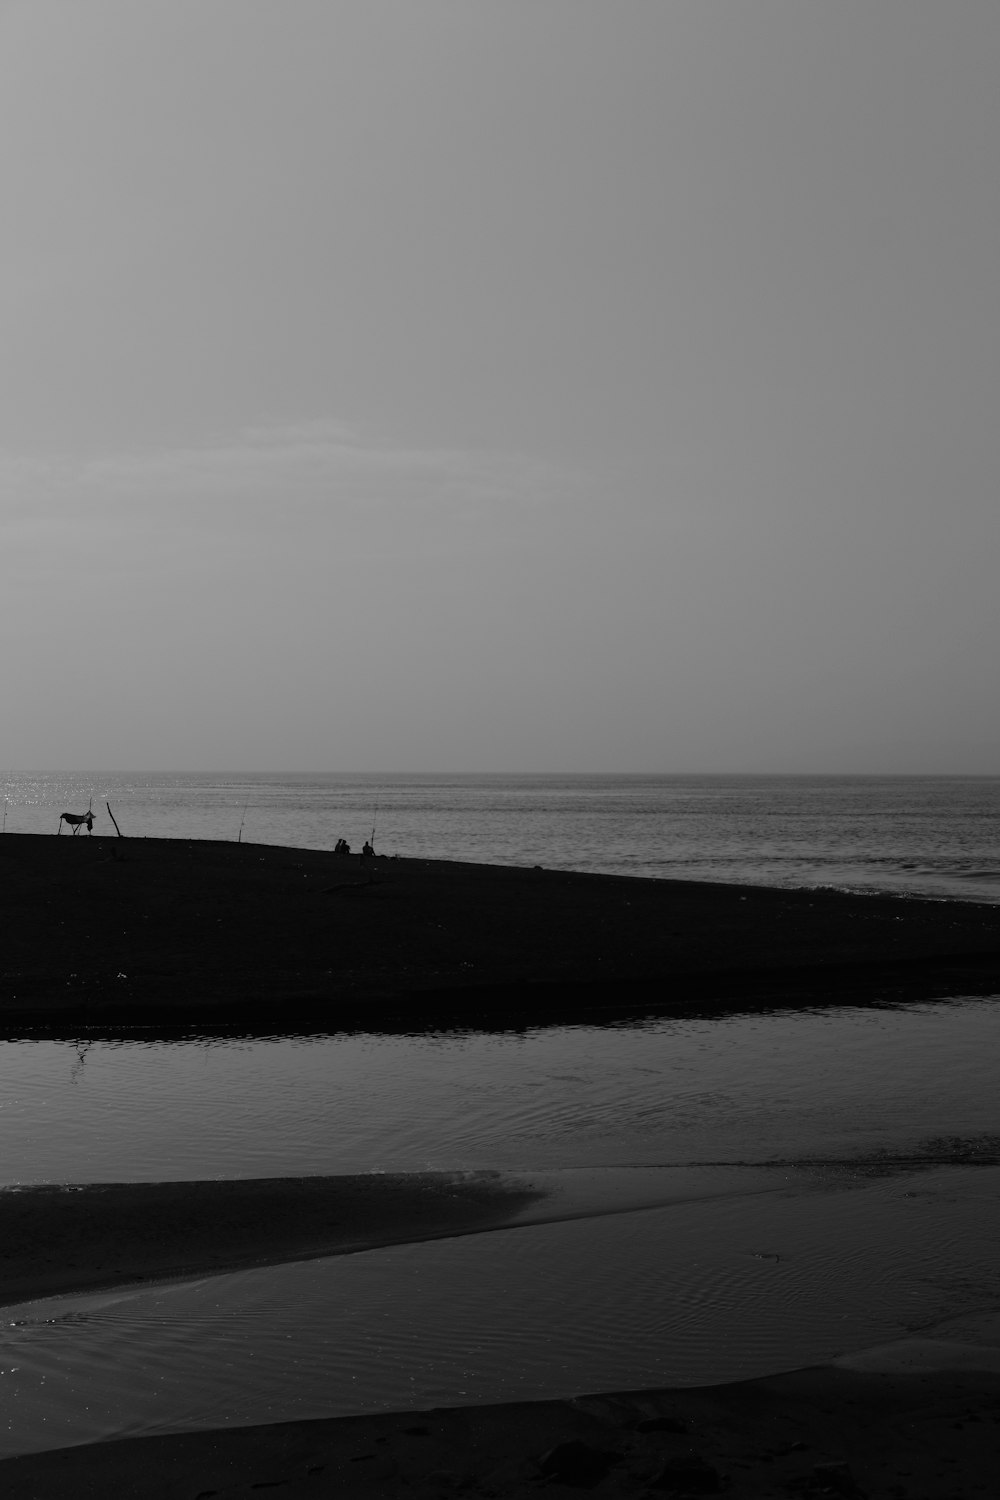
[1,771,999,1456]
[3,770,1000,902]
[1,999,1000,1455]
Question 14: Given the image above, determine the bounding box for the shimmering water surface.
[2,998,1000,1456]
[4,770,1000,901]
[2,771,999,1457]
[3,1002,1000,1184]
[5,1165,1000,1456]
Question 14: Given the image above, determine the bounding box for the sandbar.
[0,1172,543,1308]
[1,833,998,1028]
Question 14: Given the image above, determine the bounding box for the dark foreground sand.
[1,833,999,1027]
[3,1359,999,1497]
[3,835,999,1493]
[3,1184,1000,1500]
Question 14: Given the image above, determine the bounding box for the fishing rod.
[237,789,251,844]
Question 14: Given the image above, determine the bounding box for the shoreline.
[6,1151,999,1319]
[3,834,1000,1493]
[3,1163,1000,1498]
[0,1172,544,1310]
[1,832,998,1030]
[0,1164,795,1312]
[3,1356,1000,1497]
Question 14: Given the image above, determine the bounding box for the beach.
[3,1352,1000,1497]
[0,1173,544,1309]
[2,832,999,1027]
[7,0,1000,1481]
[1,834,999,1494]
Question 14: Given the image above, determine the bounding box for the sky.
[2,0,998,773]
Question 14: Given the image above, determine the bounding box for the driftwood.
[106,801,123,837]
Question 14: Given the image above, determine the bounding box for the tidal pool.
[3,997,1000,1183]
[2,996,999,1458]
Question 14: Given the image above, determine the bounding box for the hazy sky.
[2,1,998,772]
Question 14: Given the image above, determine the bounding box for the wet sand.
[2,834,999,1491]
[1,832,999,1027]
[2,1356,999,1497]
[0,1173,544,1308]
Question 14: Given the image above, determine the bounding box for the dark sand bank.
[3,1361,1000,1498]
[1,833,999,1029]
[0,1172,542,1309]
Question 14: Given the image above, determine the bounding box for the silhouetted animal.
[59,811,94,835]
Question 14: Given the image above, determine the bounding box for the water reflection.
[4,1164,1000,1458]
[1,998,999,1185]
[2,997,1000,1459]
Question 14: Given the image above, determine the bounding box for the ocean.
[3,770,999,903]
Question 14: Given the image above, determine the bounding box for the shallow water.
[3,999,1000,1184]
[1,997,999,1457]
[4,771,998,1457]
[3,1164,1000,1456]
